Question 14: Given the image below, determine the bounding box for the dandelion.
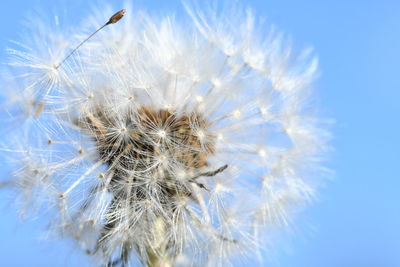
[0,2,329,267]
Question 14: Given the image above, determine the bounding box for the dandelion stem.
[146,217,173,267]
[146,249,173,267]
[54,9,126,69]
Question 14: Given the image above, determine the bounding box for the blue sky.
[0,0,399,266]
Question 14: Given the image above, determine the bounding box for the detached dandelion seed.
[55,9,126,69]
[1,2,330,267]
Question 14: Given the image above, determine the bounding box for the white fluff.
[1,2,329,266]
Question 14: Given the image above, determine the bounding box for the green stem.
[146,217,173,267]
[146,248,173,267]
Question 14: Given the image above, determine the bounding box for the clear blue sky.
[0,0,399,266]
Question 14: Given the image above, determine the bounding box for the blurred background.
[0,0,399,266]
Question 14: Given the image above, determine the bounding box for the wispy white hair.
[0,2,330,266]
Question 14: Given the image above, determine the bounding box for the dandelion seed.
[1,3,329,267]
[55,9,126,69]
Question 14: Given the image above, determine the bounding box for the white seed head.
[0,3,330,267]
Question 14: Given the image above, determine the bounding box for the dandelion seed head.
[0,2,330,266]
